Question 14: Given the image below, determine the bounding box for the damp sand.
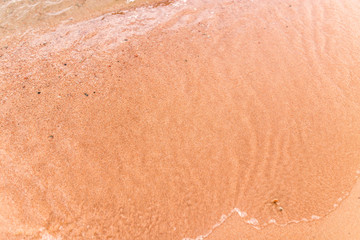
[1,0,360,239]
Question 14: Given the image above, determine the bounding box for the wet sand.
[0,0,169,37]
[1,0,360,239]
[206,177,360,240]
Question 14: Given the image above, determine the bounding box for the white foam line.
[233,208,247,218]
[183,205,335,239]
[181,151,360,239]
[182,208,258,240]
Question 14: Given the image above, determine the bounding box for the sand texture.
[1,0,360,239]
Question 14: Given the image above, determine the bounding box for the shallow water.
[1,0,360,239]
[0,0,166,37]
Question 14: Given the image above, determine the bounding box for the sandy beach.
[1,0,360,239]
